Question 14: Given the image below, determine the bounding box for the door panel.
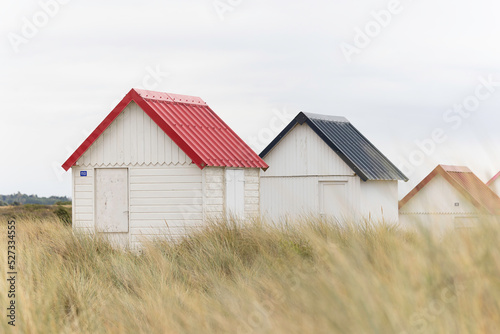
[225,169,245,219]
[320,181,349,218]
[95,168,129,233]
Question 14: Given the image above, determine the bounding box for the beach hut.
[259,112,408,223]
[62,88,267,248]
[399,165,500,231]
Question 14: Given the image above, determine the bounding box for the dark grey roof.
[260,112,408,182]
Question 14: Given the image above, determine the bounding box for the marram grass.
[1,217,500,333]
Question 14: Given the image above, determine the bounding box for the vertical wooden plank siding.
[77,102,190,168]
[262,124,355,177]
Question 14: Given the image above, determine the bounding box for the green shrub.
[54,206,72,226]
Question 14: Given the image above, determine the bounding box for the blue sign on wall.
[80,171,88,177]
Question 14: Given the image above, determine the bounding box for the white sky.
[1,0,500,198]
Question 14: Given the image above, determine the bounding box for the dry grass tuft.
[1,217,500,333]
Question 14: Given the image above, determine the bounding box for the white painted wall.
[129,165,203,248]
[360,181,399,223]
[261,176,359,221]
[72,166,94,234]
[262,123,355,177]
[71,102,262,248]
[399,174,477,214]
[399,174,480,233]
[260,122,400,223]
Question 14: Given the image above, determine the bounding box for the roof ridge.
[439,164,472,173]
[302,112,349,123]
[133,88,207,106]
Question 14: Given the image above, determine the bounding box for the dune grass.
[0,205,71,224]
[1,216,500,333]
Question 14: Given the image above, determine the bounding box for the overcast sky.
[1,0,500,198]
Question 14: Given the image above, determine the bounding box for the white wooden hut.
[259,112,408,223]
[399,165,500,232]
[487,172,500,195]
[62,89,267,248]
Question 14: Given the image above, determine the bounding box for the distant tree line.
[0,192,71,206]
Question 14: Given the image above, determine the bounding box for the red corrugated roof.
[62,88,268,171]
[399,165,500,215]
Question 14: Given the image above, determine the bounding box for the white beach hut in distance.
[259,112,408,223]
[62,89,268,249]
[399,165,500,232]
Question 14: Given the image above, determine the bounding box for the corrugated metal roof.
[260,112,408,181]
[399,165,500,215]
[443,166,500,215]
[62,88,268,171]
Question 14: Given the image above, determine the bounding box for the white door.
[95,168,129,233]
[319,181,350,219]
[225,169,245,219]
